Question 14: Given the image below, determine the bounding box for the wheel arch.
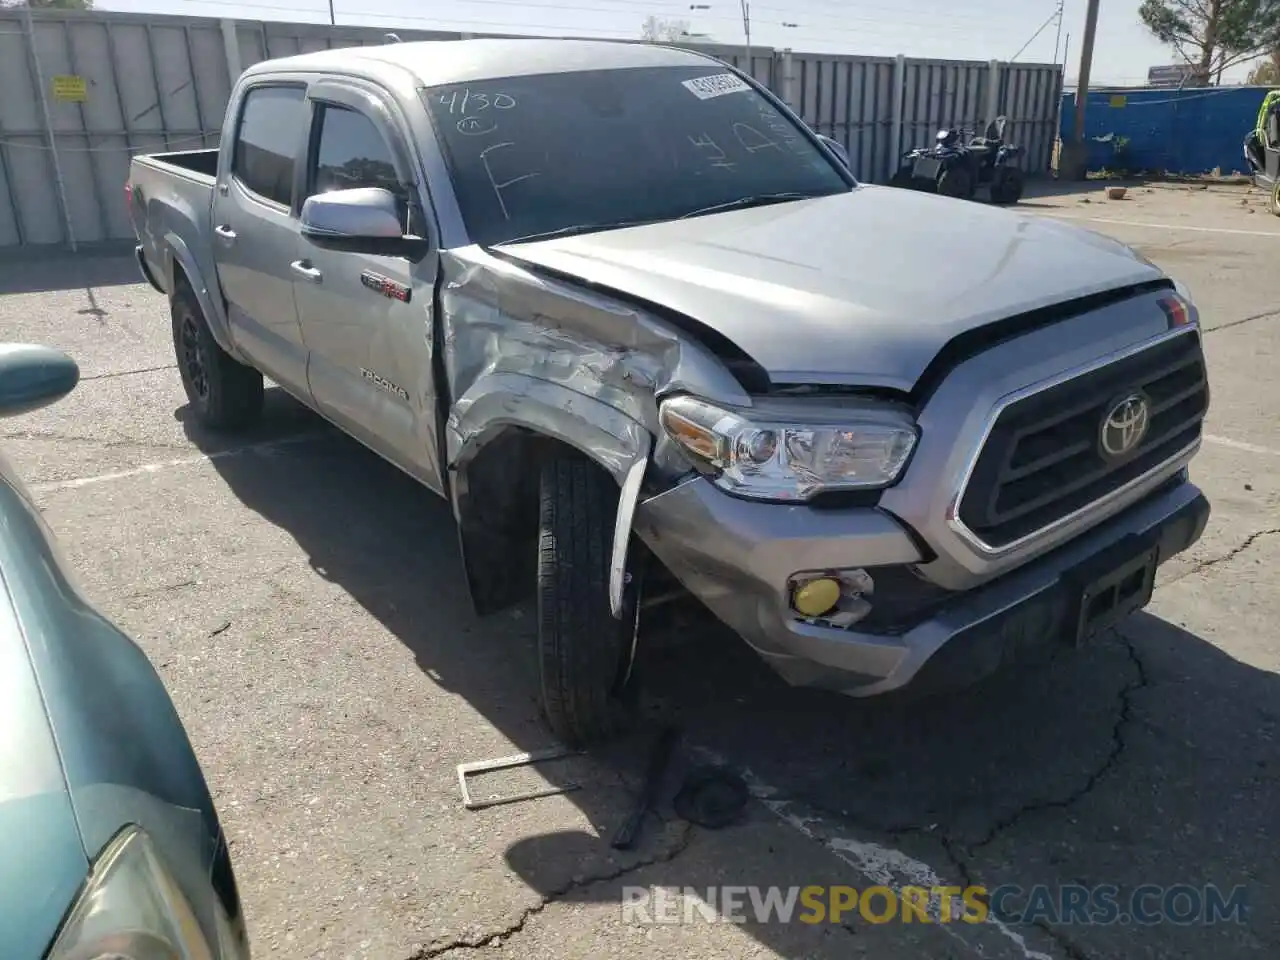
[162,232,245,363]
[447,378,652,618]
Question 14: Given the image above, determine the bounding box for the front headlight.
[48,826,225,960]
[659,394,917,501]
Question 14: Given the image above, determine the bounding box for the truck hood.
[497,185,1164,392]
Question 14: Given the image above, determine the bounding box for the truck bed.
[128,149,220,299]
[138,148,220,181]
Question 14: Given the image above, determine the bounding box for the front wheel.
[991,166,1025,205]
[1269,180,1280,217]
[171,280,263,431]
[536,453,638,746]
[889,168,915,189]
[937,166,972,199]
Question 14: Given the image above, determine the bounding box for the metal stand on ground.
[456,746,581,810]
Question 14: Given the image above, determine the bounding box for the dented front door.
[292,81,445,495]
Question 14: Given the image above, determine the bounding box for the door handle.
[290,260,323,283]
[214,224,237,242]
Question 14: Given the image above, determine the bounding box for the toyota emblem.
[1100,393,1150,459]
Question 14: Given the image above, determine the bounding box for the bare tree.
[1139,0,1280,82]
[1247,47,1280,82]
[640,16,695,42]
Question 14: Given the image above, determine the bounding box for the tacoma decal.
[360,367,411,402]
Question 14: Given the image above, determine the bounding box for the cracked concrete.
[0,427,194,450]
[410,821,695,958]
[1160,527,1280,589]
[2,184,1276,959]
[80,363,176,380]
[1202,308,1280,335]
[964,630,1150,858]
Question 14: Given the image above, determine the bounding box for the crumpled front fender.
[439,246,749,619]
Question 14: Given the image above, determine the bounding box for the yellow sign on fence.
[52,75,87,102]
[1109,94,1127,108]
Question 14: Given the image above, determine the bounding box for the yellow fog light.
[793,577,841,617]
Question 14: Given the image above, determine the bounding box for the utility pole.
[1054,31,1070,172]
[740,0,752,79]
[1061,0,1100,180]
[328,0,336,25]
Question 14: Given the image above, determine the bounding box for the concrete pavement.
[1,181,1275,959]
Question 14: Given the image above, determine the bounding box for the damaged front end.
[438,244,759,618]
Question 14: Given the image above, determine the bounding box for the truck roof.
[241,38,718,88]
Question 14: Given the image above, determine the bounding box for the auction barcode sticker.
[681,73,750,100]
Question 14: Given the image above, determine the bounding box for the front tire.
[536,454,637,746]
[937,166,972,199]
[889,169,915,189]
[991,166,1025,205]
[1269,180,1280,217]
[171,279,263,431]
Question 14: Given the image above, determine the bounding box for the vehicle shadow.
[614,607,1279,958]
[0,249,140,295]
[185,398,1277,959]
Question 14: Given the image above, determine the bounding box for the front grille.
[956,330,1207,549]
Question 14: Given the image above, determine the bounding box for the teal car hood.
[0,567,88,958]
[0,448,242,958]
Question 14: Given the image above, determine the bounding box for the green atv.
[1244,89,1280,216]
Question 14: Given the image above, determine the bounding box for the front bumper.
[633,475,1209,697]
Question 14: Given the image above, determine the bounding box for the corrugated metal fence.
[0,7,1061,252]
[1060,85,1273,176]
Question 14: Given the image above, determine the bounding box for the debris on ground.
[673,766,750,829]
[457,746,582,810]
[611,725,682,850]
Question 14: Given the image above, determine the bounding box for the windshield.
[421,65,852,247]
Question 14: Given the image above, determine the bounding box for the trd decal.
[360,368,411,402]
[361,271,411,303]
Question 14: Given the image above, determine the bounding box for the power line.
[118,0,1053,49]
[0,131,219,151]
[1009,2,1060,63]
[116,0,1045,30]
[753,0,1028,24]
[462,0,1030,29]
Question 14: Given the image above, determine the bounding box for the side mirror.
[817,134,851,170]
[299,187,427,258]
[0,344,79,418]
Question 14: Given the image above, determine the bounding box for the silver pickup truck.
[128,38,1211,745]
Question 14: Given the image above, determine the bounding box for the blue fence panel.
[1059,85,1274,175]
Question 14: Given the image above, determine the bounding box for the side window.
[232,85,306,206]
[309,104,409,203]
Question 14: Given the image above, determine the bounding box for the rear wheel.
[171,278,263,431]
[889,168,915,189]
[536,453,638,746]
[937,166,972,199]
[991,166,1025,205]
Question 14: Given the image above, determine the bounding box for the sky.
[97,0,1259,86]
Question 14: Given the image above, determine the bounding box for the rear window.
[423,65,849,246]
[232,85,306,206]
